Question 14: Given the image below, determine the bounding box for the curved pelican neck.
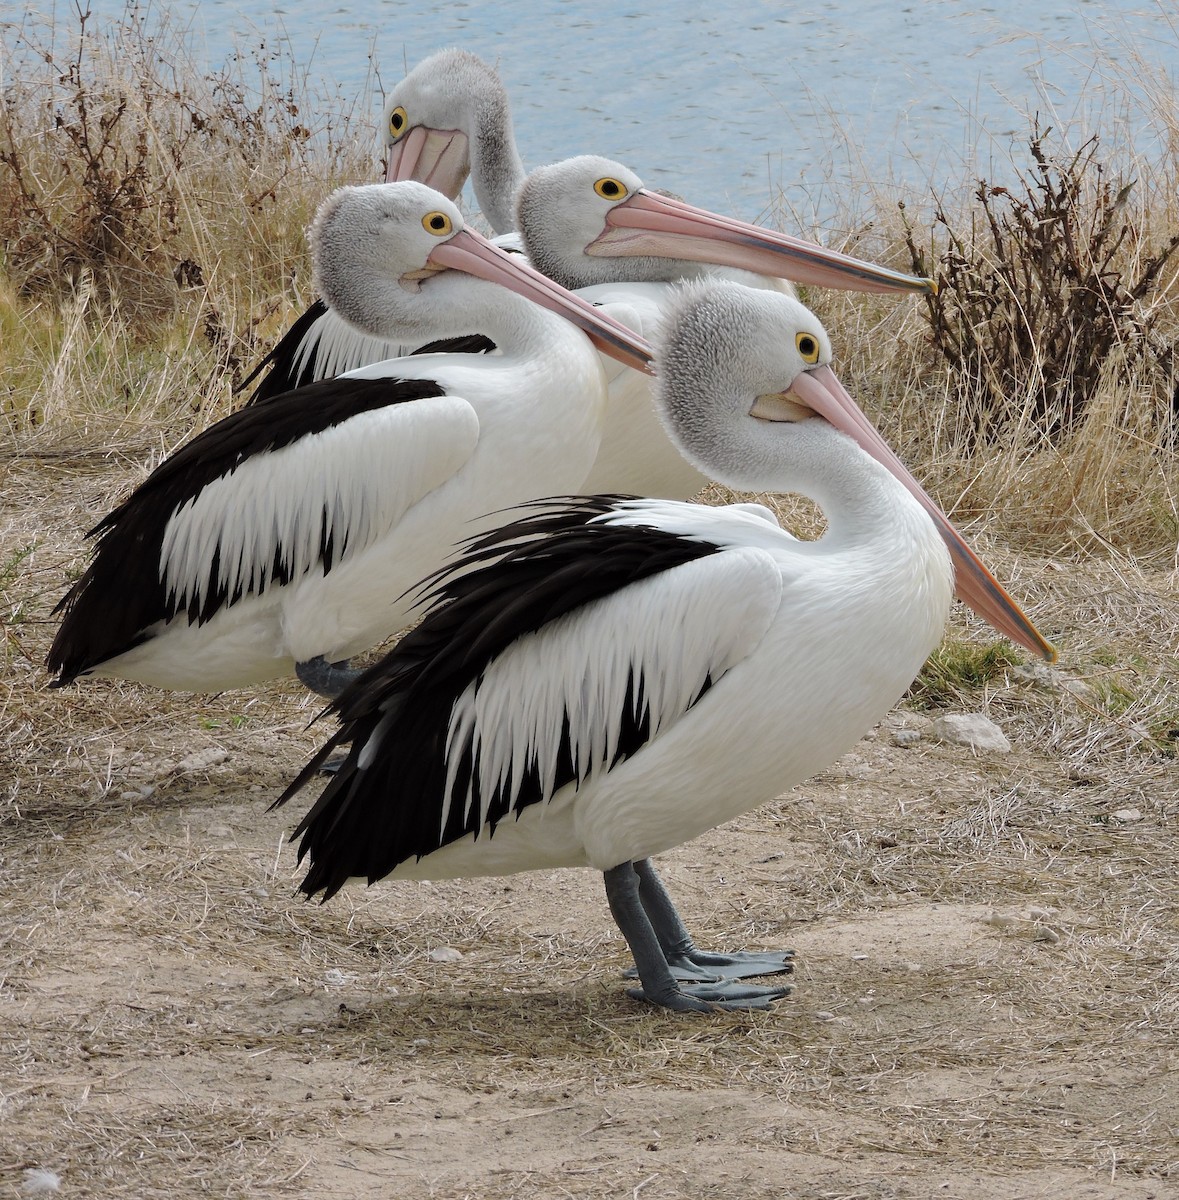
[693,412,947,568]
[469,90,525,235]
[798,425,947,564]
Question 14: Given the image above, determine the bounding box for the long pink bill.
[591,190,936,296]
[788,366,1055,661]
[385,126,471,200]
[429,229,655,376]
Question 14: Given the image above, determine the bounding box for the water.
[3,0,1176,224]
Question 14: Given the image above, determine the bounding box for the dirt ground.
[2,455,1177,1199]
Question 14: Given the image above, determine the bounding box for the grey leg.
[295,656,361,775]
[296,655,362,699]
[603,863,792,1013]
[632,858,794,982]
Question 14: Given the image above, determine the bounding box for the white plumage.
[516,155,934,499]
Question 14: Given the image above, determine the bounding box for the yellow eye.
[422,210,454,236]
[796,332,821,364]
[593,176,628,201]
[388,105,408,139]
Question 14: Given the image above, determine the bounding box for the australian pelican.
[241,49,525,403]
[273,281,1053,1013]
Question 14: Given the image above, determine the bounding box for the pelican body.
[47,184,651,694]
[275,283,1052,1013]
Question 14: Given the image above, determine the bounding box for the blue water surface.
[2,0,1175,225]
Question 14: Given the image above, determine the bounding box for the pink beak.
[591,189,936,296]
[385,126,471,201]
[428,229,655,376]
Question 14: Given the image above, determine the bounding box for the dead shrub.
[900,128,1179,449]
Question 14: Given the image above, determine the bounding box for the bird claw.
[627,979,793,1012]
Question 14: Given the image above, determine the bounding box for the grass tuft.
[907,640,1021,709]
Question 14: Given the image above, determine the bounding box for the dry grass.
[2,7,1178,1198]
[3,450,1177,1200]
[1,4,374,445]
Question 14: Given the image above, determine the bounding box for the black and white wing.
[238,300,497,406]
[274,497,784,900]
[48,374,479,683]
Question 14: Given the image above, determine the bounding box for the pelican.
[273,281,1054,1013]
[241,49,524,403]
[47,183,651,697]
[516,155,934,497]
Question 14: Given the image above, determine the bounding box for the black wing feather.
[47,374,446,685]
[272,498,723,901]
[238,300,334,405]
[238,297,496,406]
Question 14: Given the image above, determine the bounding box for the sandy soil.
[2,455,1176,1199]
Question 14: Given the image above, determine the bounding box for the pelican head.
[309,182,652,373]
[517,155,935,296]
[380,49,523,235]
[657,281,1054,661]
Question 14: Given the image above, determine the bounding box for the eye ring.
[388,105,408,140]
[593,176,628,201]
[422,210,454,236]
[796,332,821,364]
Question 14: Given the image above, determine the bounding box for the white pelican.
[47,183,651,697]
[516,155,933,498]
[273,281,1054,1013]
[242,49,524,403]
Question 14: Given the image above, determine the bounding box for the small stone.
[888,712,933,734]
[1112,808,1143,823]
[813,1010,836,1021]
[206,822,234,839]
[931,713,1011,753]
[892,729,922,748]
[984,911,1018,930]
[1059,677,1099,703]
[428,946,463,963]
[176,748,229,774]
[1032,924,1061,944]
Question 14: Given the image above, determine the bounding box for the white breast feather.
[159,394,480,614]
[438,545,783,838]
